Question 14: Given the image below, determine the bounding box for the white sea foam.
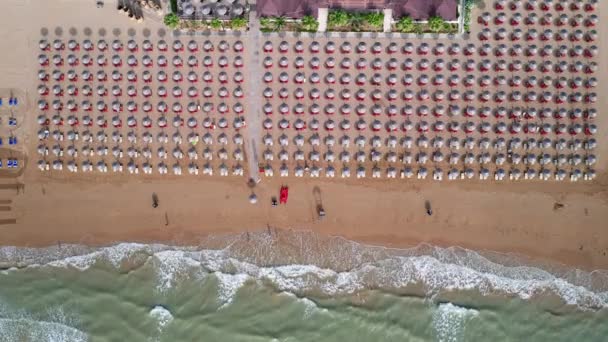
[151,250,206,293]
[1,236,607,311]
[432,303,479,342]
[0,318,88,342]
[149,305,173,332]
[300,297,324,318]
[278,292,325,318]
[214,272,250,308]
[0,300,87,342]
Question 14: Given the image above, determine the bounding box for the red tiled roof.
[256,0,458,20]
[390,0,458,21]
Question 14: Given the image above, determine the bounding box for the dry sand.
[0,0,607,271]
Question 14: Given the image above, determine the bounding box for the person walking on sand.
[425,201,433,216]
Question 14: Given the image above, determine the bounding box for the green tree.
[210,18,222,30]
[163,13,180,29]
[328,9,349,27]
[396,16,414,32]
[231,17,247,29]
[300,15,318,32]
[428,15,446,33]
[364,12,384,28]
[273,16,286,31]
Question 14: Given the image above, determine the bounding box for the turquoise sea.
[0,231,607,342]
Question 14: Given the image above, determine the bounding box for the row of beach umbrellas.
[38,68,245,83]
[493,0,598,12]
[36,124,598,151]
[38,143,247,161]
[36,156,597,181]
[258,118,597,135]
[38,84,245,98]
[36,96,598,120]
[37,128,245,146]
[39,39,244,53]
[37,142,597,168]
[479,12,598,28]
[261,37,597,55]
[38,64,600,87]
[260,133,597,150]
[37,159,245,176]
[245,163,596,181]
[37,112,246,130]
[38,53,245,68]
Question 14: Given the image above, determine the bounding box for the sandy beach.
[0,0,607,272]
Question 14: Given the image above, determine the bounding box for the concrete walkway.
[317,8,328,32]
[243,9,262,181]
[382,9,392,33]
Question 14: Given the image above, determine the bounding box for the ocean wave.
[432,303,479,342]
[0,318,88,342]
[1,232,607,311]
[149,305,173,332]
[214,272,251,308]
[0,301,87,342]
[151,250,206,292]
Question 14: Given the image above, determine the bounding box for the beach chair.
[0,138,3,145]
[0,160,2,168]
[13,160,18,168]
[0,98,3,106]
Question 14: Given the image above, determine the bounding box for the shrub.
[231,17,247,29]
[273,16,286,31]
[300,15,318,32]
[260,16,272,28]
[428,15,446,33]
[163,13,180,29]
[364,12,384,28]
[210,18,222,30]
[348,12,365,31]
[328,9,349,27]
[396,16,414,32]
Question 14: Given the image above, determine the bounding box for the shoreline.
[2,175,608,272]
[2,230,607,312]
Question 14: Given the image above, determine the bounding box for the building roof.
[256,0,458,20]
[390,0,458,21]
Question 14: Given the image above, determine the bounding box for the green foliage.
[428,15,446,33]
[396,16,414,32]
[300,15,318,32]
[273,16,286,31]
[163,13,180,29]
[463,0,475,33]
[169,0,177,13]
[364,12,384,28]
[348,12,365,31]
[210,18,222,30]
[230,17,247,29]
[259,16,287,32]
[260,16,272,28]
[328,9,349,27]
